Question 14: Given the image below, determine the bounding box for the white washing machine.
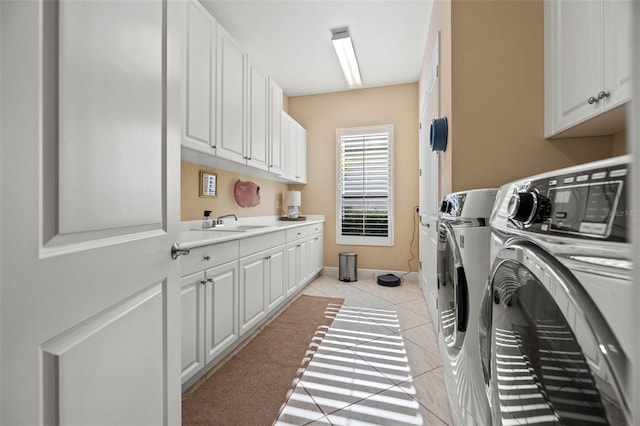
[479,156,632,425]
[437,188,497,426]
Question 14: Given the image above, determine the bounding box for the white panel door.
[0,1,182,424]
[284,112,297,180]
[419,33,440,323]
[204,260,239,363]
[269,79,284,175]
[181,272,206,383]
[239,253,267,335]
[296,124,308,183]
[603,0,633,109]
[183,0,216,152]
[547,0,602,133]
[554,1,603,129]
[216,27,246,164]
[285,242,299,296]
[248,62,269,171]
[306,234,323,279]
[267,246,286,312]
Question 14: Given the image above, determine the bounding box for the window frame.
[335,124,394,247]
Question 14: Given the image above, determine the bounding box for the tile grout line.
[288,278,451,425]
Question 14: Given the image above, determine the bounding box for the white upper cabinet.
[181,6,305,183]
[215,26,246,163]
[296,124,308,184]
[183,0,216,152]
[602,1,633,109]
[269,79,284,175]
[544,0,632,137]
[247,61,269,171]
[282,112,307,184]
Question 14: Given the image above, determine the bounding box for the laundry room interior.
[1,0,638,425]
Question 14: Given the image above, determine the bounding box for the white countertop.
[179,215,325,249]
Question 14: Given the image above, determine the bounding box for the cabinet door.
[545,0,602,135]
[216,27,246,164]
[283,113,297,180]
[269,79,284,175]
[183,0,215,150]
[307,234,323,279]
[247,63,269,170]
[603,0,632,109]
[267,247,286,312]
[204,261,239,363]
[298,240,308,286]
[296,124,307,184]
[181,272,206,384]
[285,243,299,296]
[239,253,267,335]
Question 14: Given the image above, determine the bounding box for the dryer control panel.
[507,162,629,241]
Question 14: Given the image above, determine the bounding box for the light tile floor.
[274,275,452,426]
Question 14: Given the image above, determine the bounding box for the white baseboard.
[321,267,418,283]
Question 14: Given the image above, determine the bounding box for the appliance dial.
[440,199,452,214]
[507,191,549,225]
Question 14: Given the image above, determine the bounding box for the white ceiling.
[200,0,433,97]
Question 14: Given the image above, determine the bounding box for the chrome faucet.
[215,214,238,226]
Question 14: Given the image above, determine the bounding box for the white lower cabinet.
[181,223,323,387]
[204,262,239,363]
[285,240,306,296]
[306,233,323,281]
[180,271,205,383]
[239,244,287,335]
[239,251,268,335]
[180,260,238,384]
[266,246,286,311]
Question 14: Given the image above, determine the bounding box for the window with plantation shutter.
[336,125,394,246]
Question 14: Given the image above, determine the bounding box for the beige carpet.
[182,294,344,426]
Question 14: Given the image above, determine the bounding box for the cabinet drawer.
[239,231,285,258]
[181,240,239,276]
[285,226,308,242]
[306,222,323,236]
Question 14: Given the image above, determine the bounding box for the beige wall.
[181,161,288,221]
[612,132,628,156]
[288,83,419,272]
[422,0,617,196]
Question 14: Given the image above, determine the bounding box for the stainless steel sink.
[192,225,270,232]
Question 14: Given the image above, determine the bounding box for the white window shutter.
[336,125,394,246]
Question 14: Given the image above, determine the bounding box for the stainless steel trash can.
[339,252,357,282]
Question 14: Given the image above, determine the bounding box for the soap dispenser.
[202,210,213,229]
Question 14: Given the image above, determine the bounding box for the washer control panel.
[508,163,628,241]
[440,193,467,217]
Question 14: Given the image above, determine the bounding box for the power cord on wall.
[399,206,419,282]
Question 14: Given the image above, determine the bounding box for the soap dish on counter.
[279,216,306,221]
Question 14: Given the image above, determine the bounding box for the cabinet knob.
[207,277,214,283]
[598,91,610,100]
[204,255,211,261]
[587,96,598,105]
[200,279,207,285]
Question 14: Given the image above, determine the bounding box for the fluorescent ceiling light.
[331,29,362,89]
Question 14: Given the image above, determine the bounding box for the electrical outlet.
[275,200,281,209]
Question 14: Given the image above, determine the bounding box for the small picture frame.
[199,171,217,198]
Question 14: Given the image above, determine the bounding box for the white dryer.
[479,156,632,425]
[437,188,497,426]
